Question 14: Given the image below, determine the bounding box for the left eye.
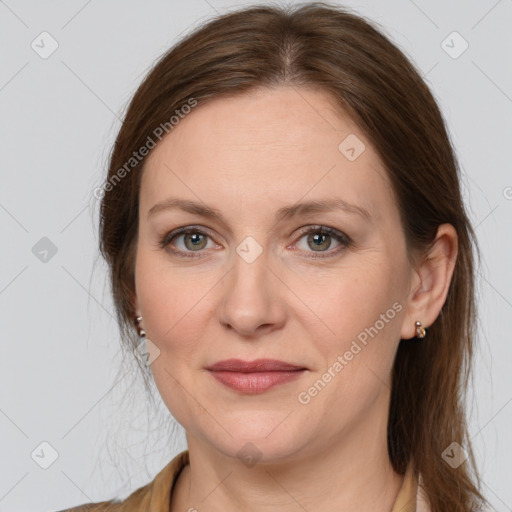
[294,226,351,257]
[161,229,215,253]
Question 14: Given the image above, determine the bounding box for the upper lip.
[206,358,306,372]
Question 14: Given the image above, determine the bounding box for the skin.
[133,86,458,511]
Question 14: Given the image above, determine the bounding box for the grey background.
[0,0,511,511]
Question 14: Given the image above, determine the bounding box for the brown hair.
[98,2,486,510]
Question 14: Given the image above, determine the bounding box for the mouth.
[205,358,307,394]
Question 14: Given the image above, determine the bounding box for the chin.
[215,436,304,465]
[196,414,310,464]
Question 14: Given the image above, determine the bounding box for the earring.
[415,320,426,339]
[136,315,145,338]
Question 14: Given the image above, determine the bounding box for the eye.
[159,226,217,258]
[293,225,352,258]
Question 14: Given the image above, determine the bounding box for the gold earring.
[415,321,426,339]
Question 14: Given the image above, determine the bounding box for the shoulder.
[53,481,152,511]
[54,504,117,512]
[53,450,189,512]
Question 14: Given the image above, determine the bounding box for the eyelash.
[158,225,352,259]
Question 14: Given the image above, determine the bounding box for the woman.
[60,2,488,511]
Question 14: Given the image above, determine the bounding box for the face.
[134,86,415,463]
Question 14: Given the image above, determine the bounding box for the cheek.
[304,255,404,388]
[303,257,399,339]
[135,257,212,428]
[134,248,219,364]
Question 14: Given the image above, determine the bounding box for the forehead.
[141,86,394,224]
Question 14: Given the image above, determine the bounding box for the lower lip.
[208,370,305,394]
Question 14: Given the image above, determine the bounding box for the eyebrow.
[148,197,372,223]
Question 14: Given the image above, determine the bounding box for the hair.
[97,2,487,510]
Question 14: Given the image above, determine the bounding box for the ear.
[400,223,458,340]
[133,293,145,334]
[134,295,142,317]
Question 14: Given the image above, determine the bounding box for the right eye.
[159,226,219,258]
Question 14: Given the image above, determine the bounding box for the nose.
[217,245,287,338]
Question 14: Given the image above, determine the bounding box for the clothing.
[55,450,430,511]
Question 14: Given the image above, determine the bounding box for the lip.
[206,358,306,372]
[205,358,307,394]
